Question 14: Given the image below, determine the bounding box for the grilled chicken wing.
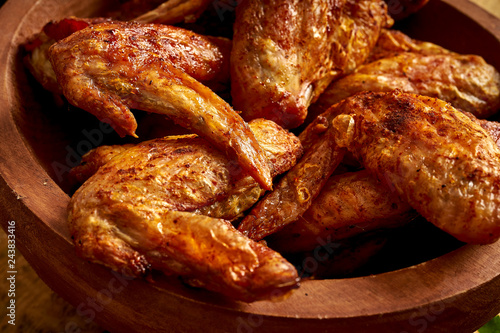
[49,21,273,190]
[230,0,392,129]
[333,91,500,244]
[242,91,500,244]
[269,170,415,253]
[237,123,346,240]
[271,113,500,253]
[24,17,112,95]
[310,51,500,119]
[70,119,302,219]
[68,119,301,302]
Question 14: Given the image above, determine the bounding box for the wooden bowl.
[1,0,500,332]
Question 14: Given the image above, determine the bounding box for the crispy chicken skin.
[271,113,500,253]
[328,91,500,244]
[310,52,500,119]
[68,119,301,301]
[49,21,273,190]
[230,0,392,129]
[70,119,303,219]
[24,17,113,95]
[269,170,415,253]
[238,124,346,240]
[69,144,135,185]
[244,91,500,244]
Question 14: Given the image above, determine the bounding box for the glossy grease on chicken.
[68,119,302,301]
[311,50,500,119]
[269,169,415,253]
[230,0,393,129]
[49,21,274,190]
[327,91,500,244]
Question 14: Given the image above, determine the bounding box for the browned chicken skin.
[49,21,274,190]
[68,119,302,302]
[241,91,500,244]
[230,0,392,129]
[269,169,415,253]
[271,113,500,253]
[24,17,113,95]
[330,91,500,244]
[237,125,346,240]
[367,29,451,62]
[310,40,500,119]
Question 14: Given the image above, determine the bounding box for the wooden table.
[0,1,499,332]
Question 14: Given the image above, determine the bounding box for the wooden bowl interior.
[11,0,484,273]
[2,0,500,332]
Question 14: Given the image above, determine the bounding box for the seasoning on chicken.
[333,91,500,244]
[230,0,393,129]
[269,169,416,253]
[270,113,500,253]
[310,46,500,119]
[68,119,302,302]
[238,123,346,240]
[49,21,273,190]
[241,91,500,244]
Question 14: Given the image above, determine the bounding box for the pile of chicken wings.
[23,0,500,302]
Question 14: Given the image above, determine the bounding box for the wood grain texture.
[0,1,499,333]
[470,0,500,18]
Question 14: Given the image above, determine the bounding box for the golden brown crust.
[23,17,113,95]
[237,124,346,240]
[230,0,392,129]
[367,29,451,62]
[68,119,302,301]
[310,52,500,119]
[327,91,500,244]
[269,170,415,253]
[49,21,273,190]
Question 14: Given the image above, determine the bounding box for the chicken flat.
[230,0,393,129]
[310,51,500,119]
[49,21,274,190]
[132,0,213,24]
[68,119,302,302]
[332,91,500,244]
[271,114,500,253]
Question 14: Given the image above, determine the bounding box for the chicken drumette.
[68,119,302,302]
[48,21,274,190]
